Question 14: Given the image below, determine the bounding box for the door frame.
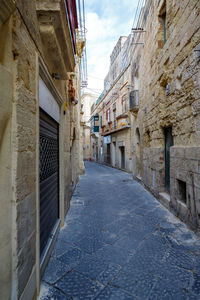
[36,57,64,293]
[164,127,173,193]
[120,146,125,169]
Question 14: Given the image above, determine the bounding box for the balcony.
[36,0,78,78]
[129,90,139,112]
[102,115,130,136]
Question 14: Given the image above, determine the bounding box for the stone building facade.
[90,0,200,230]
[81,93,96,160]
[130,0,200,229]
[0,0,84,299]
[90,36,134,172]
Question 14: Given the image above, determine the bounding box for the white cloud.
[84,1,139,95]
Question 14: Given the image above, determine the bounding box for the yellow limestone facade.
[81,93,97,160]
[91,36,134,172]
[131,0,200,229]
[0,0,84,299]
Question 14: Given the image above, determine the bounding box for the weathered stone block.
[185,147,200,160]
[192,100,200,116]
[194,114,200,131]
[16,172,35,203]
[16,151,36,179]
[177,106,192,120]
[17,233,36,296]
[16,85,36,114]
[175,158,186,169]
[195,187,200,202]
[170,147,185,158]
[170,168,175,179]
[16,104,36,129]
[185,159,199,173]
[175,169,187,182]
[16,192,36,220]
[16,124,36,152]
[0,65,12,145]
[186,184,195,213]
[194,174,200,188]
[17,211,36,253]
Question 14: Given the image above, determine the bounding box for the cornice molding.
[0,0,16,27]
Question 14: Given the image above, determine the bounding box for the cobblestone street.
[39,162,200,300]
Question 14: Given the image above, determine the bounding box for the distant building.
[90,0,200,230]
[81,93,97,160]
[91,36,134,172]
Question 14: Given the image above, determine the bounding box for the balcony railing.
[129,90,139,112]
[65,0,78,53]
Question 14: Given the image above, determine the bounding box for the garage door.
[39,109,59,256]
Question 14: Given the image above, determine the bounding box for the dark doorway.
[120,146,125,169]
[96,146,98,161]
[164,127,173,192]
[107,144,111,164]
[135,128,141,177]
[39,109,59,257]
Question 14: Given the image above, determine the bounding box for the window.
[159,2,167,45]
[177,179,186,204]
[106,109,110,122]
[100,115,103,127]
[162,12,167,44]
[105,81,110,91]
[112,63,117,81]
[122,51,127,71]
[122,95,126,113]
[113,110,116,129]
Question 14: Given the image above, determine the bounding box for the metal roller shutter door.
[39,109,59,257]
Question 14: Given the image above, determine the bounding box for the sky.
[84,0,139,98]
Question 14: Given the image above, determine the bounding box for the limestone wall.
[12,11,38,297]
[170,147,200,228]
[135,0,200,229]
[0,2,83,299]
[110,130,132,172]
[83,127,91,160]
[0,17,13,300]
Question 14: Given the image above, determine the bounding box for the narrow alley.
[40,162,200,300]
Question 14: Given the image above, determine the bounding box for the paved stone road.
[39,162,200,299]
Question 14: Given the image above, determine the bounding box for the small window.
[106,109,110,122]
[177,179,186,204]
[159,2,167,45]
[162,12,167,44]
[100,115,103,127]
[122,95,126,113]
[122,51,127,70]
[113,110,117,129]
[105,81,110,91]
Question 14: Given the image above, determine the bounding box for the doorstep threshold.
[159,192,170,209]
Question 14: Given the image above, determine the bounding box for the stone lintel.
[0,0,15,27]
[36,0,75,76]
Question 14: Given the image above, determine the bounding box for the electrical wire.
[131,0,143,30]
[86,0,146,107]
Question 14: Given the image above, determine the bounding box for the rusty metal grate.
[40,135,59,182]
